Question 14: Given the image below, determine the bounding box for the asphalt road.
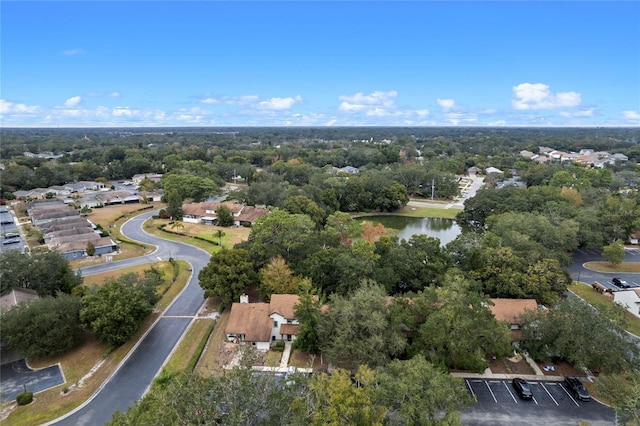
[48,210,211,426]
[570,247,640,290]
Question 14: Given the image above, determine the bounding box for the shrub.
[273,341,286,352]
[16,391,33,405]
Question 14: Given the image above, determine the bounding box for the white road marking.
[503,381,517,403]
[465,379,476,399]
[559,384,580,407]
[485,380,497,403]
[540,382,559,406]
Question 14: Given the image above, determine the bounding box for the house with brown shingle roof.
[182,202,268,226]
[489,298,538,342]
[225,294,300,350]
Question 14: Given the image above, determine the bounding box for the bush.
[16,391,33,405]
[273,341,286,352]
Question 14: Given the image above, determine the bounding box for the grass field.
[569,282,640,337]
[144,218,251,252]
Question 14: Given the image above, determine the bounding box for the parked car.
[564,376,591,401]
[512,378,533,400]
[612,277,630,289]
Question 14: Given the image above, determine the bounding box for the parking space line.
[485,380,497,403]
[465,379,476,400]
[559,384,580,407]
[503,381,517,403]
[540,383,559,406]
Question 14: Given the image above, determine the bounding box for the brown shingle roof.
[489,298,538,324]
[225,302,272,342]
[279,324,299,336]
[182,202,268,223]
[269,294,299,319]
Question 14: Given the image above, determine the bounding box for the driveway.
[0,359,64,403]
[49,210,211,426]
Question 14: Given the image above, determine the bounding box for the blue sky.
[1,1,639,127]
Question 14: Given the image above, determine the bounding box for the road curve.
[47,211,211,426]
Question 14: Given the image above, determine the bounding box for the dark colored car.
[612,277,630,288]
[564,376,591,401]
[512,378,533,400]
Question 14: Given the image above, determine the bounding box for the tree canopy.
[198,248,257,309]
[0,293,84,358]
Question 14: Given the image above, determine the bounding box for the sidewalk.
[279,341,292,368]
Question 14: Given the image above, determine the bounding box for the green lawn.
[570,282,640,336]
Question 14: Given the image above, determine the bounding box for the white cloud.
[64,96,82,107]
[623,110,640,121]
[559,108,594,118]
[112,107,134,117]
[201,95,260,105]
[0,99,40,114]
[258,95,302,110]
[87,91,120,98]
[437,98,456,111]
[512,83,581,110]
[338,90,397,112]
[62,48,85,56]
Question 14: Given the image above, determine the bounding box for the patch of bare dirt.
[489,353,535,375]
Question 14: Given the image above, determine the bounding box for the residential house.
[467,166,481,175]
[132,173,163,184]
[614,290,640,319]
[182,202,268,226]
[95,190,140,205]
[30,206,78,226]
[64,181,105,193]
[54,236,117,260]
[225,294,301,350]
[489,298,538,342]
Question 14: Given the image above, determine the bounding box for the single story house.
[30,206,78,226]
[54,236,117,260]
[225,294,300,350]
[64,181,105,193]
[132,173,163,184]
[489,298,538,342]
[182,202,268,226]
[95,190,140,205]
[614,290,640,318]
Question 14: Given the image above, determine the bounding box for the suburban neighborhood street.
[48,211,211,426]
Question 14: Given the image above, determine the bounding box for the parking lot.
[461,378,615,425]
[0,209,25,254]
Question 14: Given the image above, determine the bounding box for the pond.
[357,215,462,246]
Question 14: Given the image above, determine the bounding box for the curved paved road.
[569,247,640,289]
[48,211,211,426]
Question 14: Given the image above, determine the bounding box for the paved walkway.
[279,341,292,368]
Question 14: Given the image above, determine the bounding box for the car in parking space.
[612,277,630,288]
[511,377,533,400]
[564,376,591,401]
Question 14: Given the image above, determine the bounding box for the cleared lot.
[461,378,615,426]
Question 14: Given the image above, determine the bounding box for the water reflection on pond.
[357,216,461,246]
